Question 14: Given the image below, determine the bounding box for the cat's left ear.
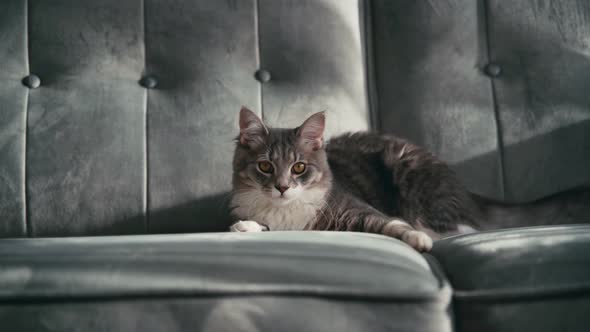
[296,111,325,151]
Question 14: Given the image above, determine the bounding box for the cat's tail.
[470,186,590,231]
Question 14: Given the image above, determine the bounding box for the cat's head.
[232,107,332,206]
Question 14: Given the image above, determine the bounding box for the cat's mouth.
[266,191,299,205]
[268,187,300,204]
[273,195,294,205]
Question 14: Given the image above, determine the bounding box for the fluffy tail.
[471,187,590,231]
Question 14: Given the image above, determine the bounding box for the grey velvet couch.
[1,1,589,331]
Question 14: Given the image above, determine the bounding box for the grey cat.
[229,107,590,252]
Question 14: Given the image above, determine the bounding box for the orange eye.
[258,161,274,173]
[292,162,306,174]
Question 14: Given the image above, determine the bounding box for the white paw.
[229,220,265,233]
[401,230,433,252]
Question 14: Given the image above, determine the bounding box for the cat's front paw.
[230,220,266,233]
[401,230,433,252]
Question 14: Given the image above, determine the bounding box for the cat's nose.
[275,185,290,194]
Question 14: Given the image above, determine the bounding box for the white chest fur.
[230,188,327,230]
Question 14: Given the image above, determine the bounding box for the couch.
[1,0,589,331]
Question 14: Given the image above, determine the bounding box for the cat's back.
[325,132,475,227]
[325,132,408,215]
[328,132,391,153]
[326,132,415,165]
[326,132,389,175]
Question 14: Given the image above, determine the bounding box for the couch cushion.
[431,225,590,332]
[0,231,451,332]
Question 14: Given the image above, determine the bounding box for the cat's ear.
[296,111,325,151]
[239,106,268,148]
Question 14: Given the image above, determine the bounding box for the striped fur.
[229,109,590,252]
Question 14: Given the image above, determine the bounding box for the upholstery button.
[255,69,271,83]
[484,63,502,78]
[139,76,158,89]
[22,74,41,89]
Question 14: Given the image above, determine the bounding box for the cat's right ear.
[239,106,268,148]
[296,111,325,151]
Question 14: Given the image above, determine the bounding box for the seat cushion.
[0,231,451,332]
[431,225,590,332]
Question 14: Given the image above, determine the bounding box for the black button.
[140,76,158,89]
[254,69,271,83]
[22,74,41,89]
[484,63,502,78]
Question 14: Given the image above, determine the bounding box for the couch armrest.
[432,225,590,332]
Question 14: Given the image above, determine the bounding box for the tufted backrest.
[0,0,371,237]
[0,0,589,237]
[371,0,590,201]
